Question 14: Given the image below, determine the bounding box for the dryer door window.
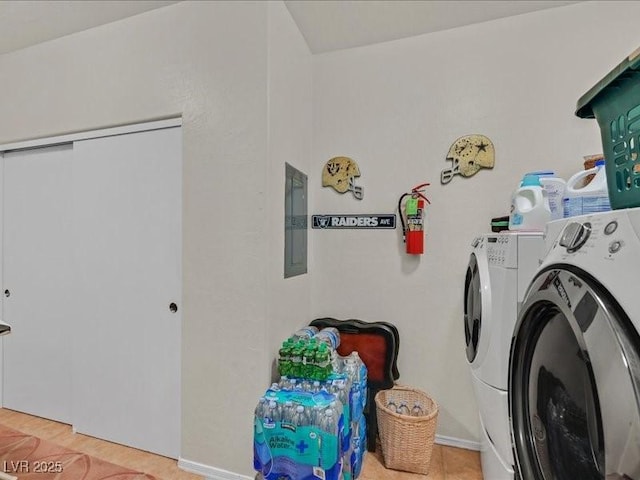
[510,267,640,480]
[464,253,482,363]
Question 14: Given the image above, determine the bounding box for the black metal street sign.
[312,214,396,229]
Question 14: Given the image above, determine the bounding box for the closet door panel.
[72,127,181,458]
[2,144,73,423]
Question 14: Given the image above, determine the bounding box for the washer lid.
[510,267,640,480]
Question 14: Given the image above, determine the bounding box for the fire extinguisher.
[398,183,430,255]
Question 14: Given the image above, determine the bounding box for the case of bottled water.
[254,387,344,480]
[254,327,369,480]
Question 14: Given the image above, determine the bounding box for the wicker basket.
[375,385,438,475]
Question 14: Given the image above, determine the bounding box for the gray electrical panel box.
[284,163,308,278]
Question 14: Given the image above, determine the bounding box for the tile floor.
[0,408,482,479]
[359,443,483,480]
[0,408,201,480]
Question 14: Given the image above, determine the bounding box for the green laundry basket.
[576,47,640,210]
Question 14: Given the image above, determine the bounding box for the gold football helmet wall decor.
[322,156,363,200]
[441,135,495,184]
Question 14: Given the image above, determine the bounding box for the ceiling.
[0,0,180,56]
[0,0,582,56]
[284,0,582,53]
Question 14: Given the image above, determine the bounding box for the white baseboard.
[435,434,481,451]
[178,436,480,479]
[178,458,253,480]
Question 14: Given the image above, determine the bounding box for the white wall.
[1,0,639,475]
[266,2,314,380]
[0,1,276,476]
[0,1,313,476]
[311,1,640,444]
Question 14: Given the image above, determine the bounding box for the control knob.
[559,222,591,253]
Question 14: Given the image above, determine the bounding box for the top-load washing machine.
[464,231,545,479]
[509,208,640,479]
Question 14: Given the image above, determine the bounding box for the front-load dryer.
[509,208,640,479]
[465,232,545,479]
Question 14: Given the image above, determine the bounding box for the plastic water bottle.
[291,405,309,427]
[351,352,366,378]
[254,401,273,475]
[288,378,299,391]
[265,400,281,423]
[331,381,349,408]
[509,174,551,231]
[342,356,359,384]
[280,400,294,422]
[350,352,367,408]
[397,401,410,416]
[563,160,611,218]
[315,343,332,380]
[278,339,294,376]
[291,341,305,377]
[386,397,398,413]
[286,378,298,392]
[308,403,322,425]
[315,327,341,349]
[343,356,355,374]
[254,397,268,418]
[268,382,280,392]
[343,357,362,415]
[278,376,289,389]
[303,342,317,378]
[329,399,343,418]
[351,436,362,477]
[411,402,425,417]
[343,353,366,383]
[319,407,338,434]
[310,403,324,426]
[291,326,318,340]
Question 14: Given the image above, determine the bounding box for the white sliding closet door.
[71,127,182,458]
[2,144,74,423]
[0,152,3,407]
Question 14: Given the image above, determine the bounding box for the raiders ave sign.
[312,214,396,229]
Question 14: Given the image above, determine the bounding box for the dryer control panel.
[486,235,518,268]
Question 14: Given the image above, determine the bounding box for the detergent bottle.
[509,174,551,231]
[535,171,566,221]
[562,160,611,218]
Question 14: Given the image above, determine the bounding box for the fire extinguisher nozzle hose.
[398,192,411,241]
